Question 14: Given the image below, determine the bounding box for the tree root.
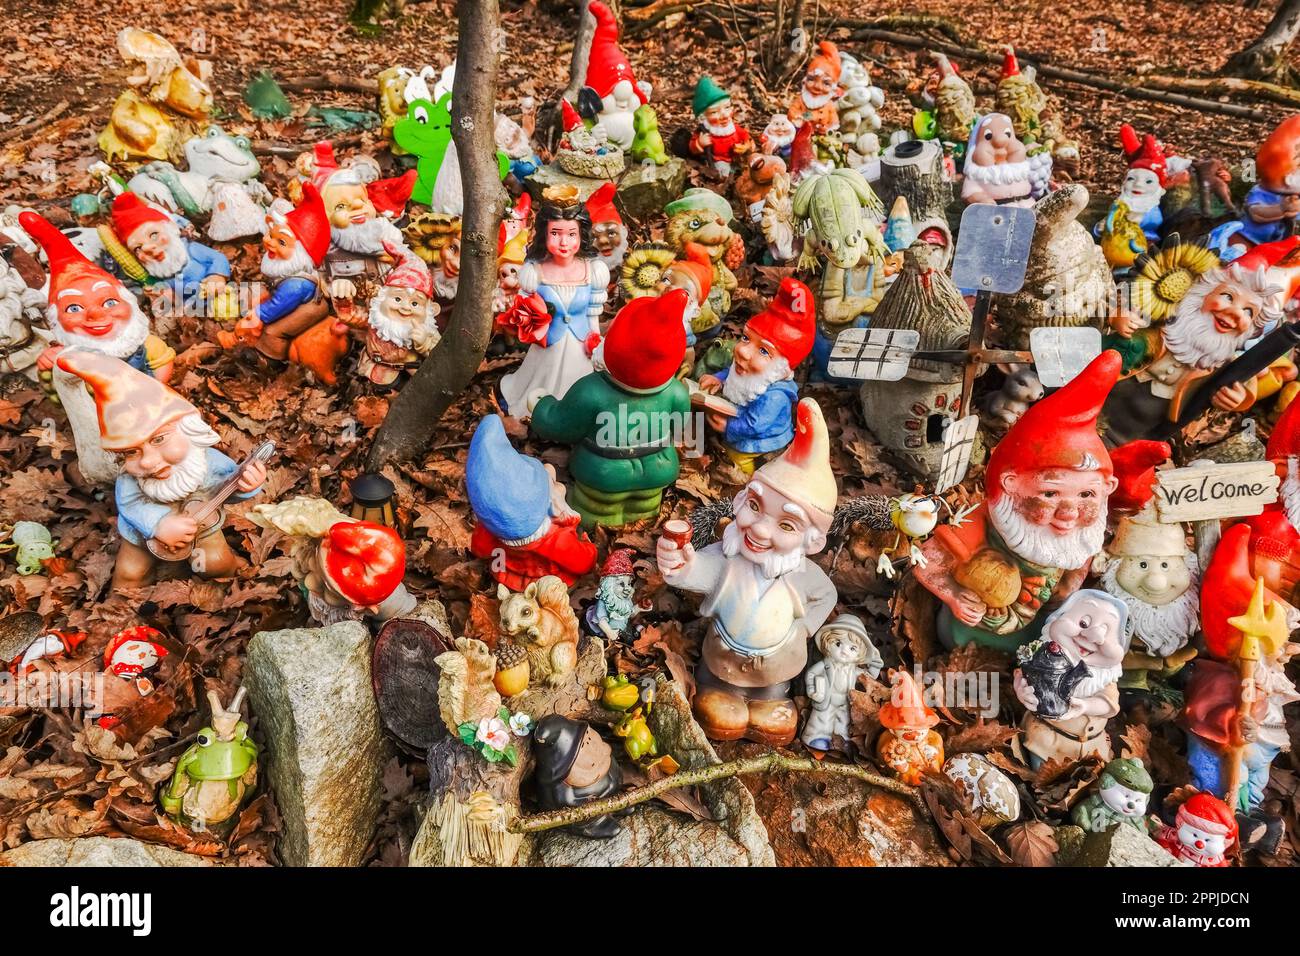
[1143,73,1300,109]
[509,751,924,833]
[279,73,379,96]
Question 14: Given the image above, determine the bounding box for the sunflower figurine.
[1127,234,1220,325]
[619,242,675,300]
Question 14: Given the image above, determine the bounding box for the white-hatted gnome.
[358,247,441,386]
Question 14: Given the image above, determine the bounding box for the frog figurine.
[613,707,658,762]
[0,521,57,575]
[160,688,258,833]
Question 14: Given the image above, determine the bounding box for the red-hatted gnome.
[1155,792,1239,867]
[1243,389,1300,590]
[358,249,441,387]
[109,192,231,315]
[19,211,176,486]
[915,351,1157,653]
[530,290,691,527]
[1185,524,1299,835]
[466,413,597,591]
[583,1,649,150]
[787,42,841,136]
[586,183,628,273]
[97,625,170,730]
[1113,126,1168,242]
[656,398,839,745]
[248,496,416,626]
[217,183,331,363]
[699,277,815,474]
[55,349,266,591]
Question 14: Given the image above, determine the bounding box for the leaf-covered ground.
[0,0,1297,866]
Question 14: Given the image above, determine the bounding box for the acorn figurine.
[493,641,530,698]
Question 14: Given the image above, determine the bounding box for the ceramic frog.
[127,126,268,221]
[0,521,56,575]
[160,688,258,832]
[394,93,509,212]
[613,707,658,762]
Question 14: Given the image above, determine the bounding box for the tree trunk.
[366,0,507,470]
[1224,0,1300,83]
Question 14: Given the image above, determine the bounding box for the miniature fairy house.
[858,242,972,479]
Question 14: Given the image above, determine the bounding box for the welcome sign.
[1153,461,1280,524]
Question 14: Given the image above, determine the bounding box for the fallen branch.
[0,100,70,146]
[1142,73,1300,110]
[251,133,365,157]
[509,751,923,833]
[279,73,378,96]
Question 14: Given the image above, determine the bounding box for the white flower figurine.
[475,716,511,753]
[509,712,534,737]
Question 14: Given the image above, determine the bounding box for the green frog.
[161,688,258,833]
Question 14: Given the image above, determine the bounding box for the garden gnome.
[1012,589,1130,767]
[530,290,691,527]
[532,714,626,839]
[584,548,639,642]
[1071,756,1155,833]
[655,242,713,350]
[801,614,882,753]
[358,248,441,386]
[656,398,839,745]
[583,1,648,151]
[760,114,797,161]
[1103,258,1284,446]
[960,112,1051,208]
[698,277,815,474]
[217,183,331,361]
[1244,396,1300,592]
[55,349,266,591]
[586,183,628,273]
[1155,792,1237,867]
[915,351,1124,652]
[688,76,752,176]
[1111,133,1167,242]
[1097,502,1200,691]
[787,41,841,136]
[1235,114,1300,249]
[97,624,169,730]
[110,192,230,313]
[466,414,597,590]
[876,668,943,785]
[19,210,175,485]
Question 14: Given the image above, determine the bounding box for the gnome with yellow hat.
[656,397,838,745]
[55,350,266,590]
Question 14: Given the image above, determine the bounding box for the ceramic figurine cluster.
[2,7,1300,870]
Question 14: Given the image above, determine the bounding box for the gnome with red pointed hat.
[586,183,628,272]
[582,1,649,150]
[657,398,839,745]
[787,41,842,136]
[218,183,332,362]
[531,289,691,527]
[55,349,266,590]
[1156,792,1238,867]
[916,352,1130,652]
[876,669,943,784]
[584,548,642,641]
[109,192,231,315]
[699,277,815,473]
[18,210,176,486]
[1234,114,1300,249]
[358,248,442,387]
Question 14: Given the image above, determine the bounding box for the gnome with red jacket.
[1156,792,1239,867]
[530,290,691,527]
[466,413,597,591]
[217,183,331,362]
[698,277,815,474]
[915,352,1155,652]
[657,398,839,745]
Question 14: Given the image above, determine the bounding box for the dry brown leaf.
[1004,820,1059,867]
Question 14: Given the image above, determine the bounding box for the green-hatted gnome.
[688,76,752,176]
[1070,756,1156,833]
[529,289,690,527]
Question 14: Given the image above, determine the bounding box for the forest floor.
[0,0,1295,867]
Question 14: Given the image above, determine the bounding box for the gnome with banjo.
[55,349,269,591]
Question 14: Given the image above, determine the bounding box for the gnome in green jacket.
[530,289,691,527]
[688,76,752,175]
[1071,756,1157,833]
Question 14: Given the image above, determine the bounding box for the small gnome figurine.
[532,714,626,839]
[586,183,628,273]
[1156,792,1238,867]
[584,548,640,642]
[787,42,842,136]
[110,192,231,314]
[801,614,882,753]
[97,625,169,730]
[467,414,597,590]
[1071,756,1156,833]
[876,668,943,785]
[357,249,442,387]
[688,75,753,176]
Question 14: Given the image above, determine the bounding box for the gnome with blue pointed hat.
[467,414,597,591]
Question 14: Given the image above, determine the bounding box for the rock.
[1,837,215,867]
[1076,821,1190,867]
[525,157,686,221]
[732,741,952,866]
[519,807,751,867]
[246,620,390,867]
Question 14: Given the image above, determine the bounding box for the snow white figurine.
[498,199,609,417]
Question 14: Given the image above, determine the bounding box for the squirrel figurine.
[497,576,580,688]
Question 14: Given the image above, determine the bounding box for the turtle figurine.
[160,688,258,833]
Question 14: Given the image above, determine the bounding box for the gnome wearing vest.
[358,249,441,387]
[688,76,753,176]
[915,352,1126,653]
[467,414,597,591]
[699,277,815,474]
[19,211,176,486]
[55,350,266,591]
[110,192,231,315]
[217,183,331,362]
[656,398,838,745]
[530,289,691,527]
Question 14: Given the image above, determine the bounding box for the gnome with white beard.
[1097,501,1200,691]
[19,211,176,485]
[1103,259,1284,446]
[960,112,1052,208]
[55,349,265,591]
[109,193,231,318]
[358,250,441,387]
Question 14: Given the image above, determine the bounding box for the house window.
[926,413,946,444]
